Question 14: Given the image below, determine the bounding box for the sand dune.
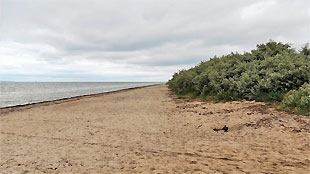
[0,84,309,173]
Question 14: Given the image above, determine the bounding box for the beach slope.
[0,84,309,173]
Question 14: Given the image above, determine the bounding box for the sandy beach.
[0,84,309,174]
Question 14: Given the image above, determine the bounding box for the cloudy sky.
[0,0,309,82]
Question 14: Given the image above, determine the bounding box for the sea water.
[0,82,159,108]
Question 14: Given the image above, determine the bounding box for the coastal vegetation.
[281,83,310,115]
[168,41,310,115]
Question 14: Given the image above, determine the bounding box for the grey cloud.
[0,0,309,81]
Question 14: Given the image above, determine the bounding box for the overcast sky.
[0,0,309,82]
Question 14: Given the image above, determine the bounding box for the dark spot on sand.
[190,161,197,164]
[213,125,228,132]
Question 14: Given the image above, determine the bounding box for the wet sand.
[0,84,309,173]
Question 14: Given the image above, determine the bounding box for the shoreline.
[0,84,309,173]
[0,83,162,115]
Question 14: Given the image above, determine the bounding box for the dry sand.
[0,84,309,174]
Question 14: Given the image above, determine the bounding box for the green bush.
[281,84,310,115]
[168,41,310,108]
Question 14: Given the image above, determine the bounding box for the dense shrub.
[281,84,310,115]
[168,41,310,103]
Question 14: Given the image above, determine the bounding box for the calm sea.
[0,82,160,108]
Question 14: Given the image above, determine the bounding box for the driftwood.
[213,125,228,132]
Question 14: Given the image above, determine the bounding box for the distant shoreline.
[0,83,162,115]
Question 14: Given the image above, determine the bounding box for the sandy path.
[0,84,309,173]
